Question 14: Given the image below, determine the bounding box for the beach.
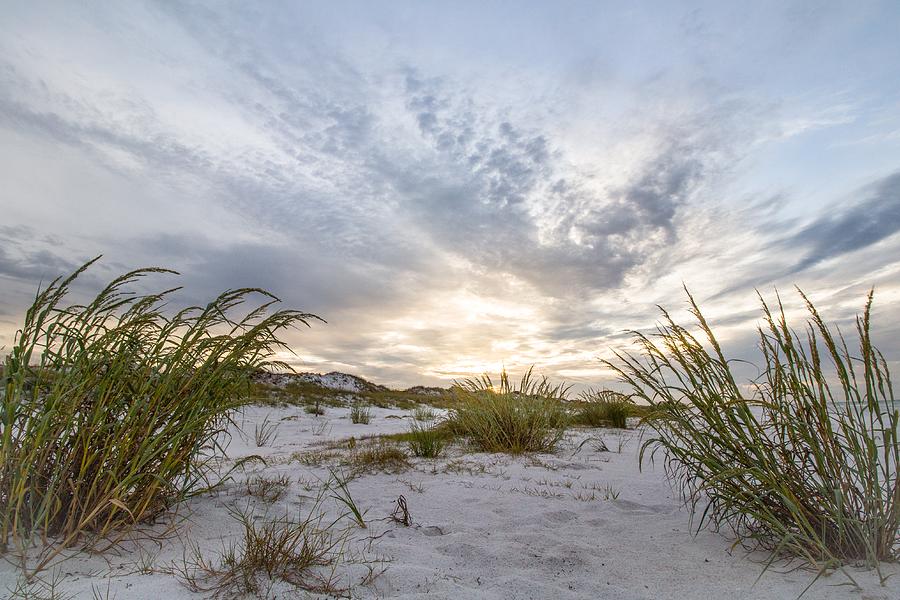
[4,402,897,599]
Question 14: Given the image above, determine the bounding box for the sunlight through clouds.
[0,1,898,388]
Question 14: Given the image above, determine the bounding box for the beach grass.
[245,474,291,503]
[176,499,346,597]
[349,401,371,424]
[448,367,570,454]
[346,442,410,475]
[413,406,437,422]
[607,288,899,573]
[0,258,318,575]
[571,389,634,428]
[254,415,280,447]
[326,469,367,529]
[406,420,447,458]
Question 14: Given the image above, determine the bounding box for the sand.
[2,403,897,599]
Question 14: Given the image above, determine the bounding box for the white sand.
[2,404,898,599]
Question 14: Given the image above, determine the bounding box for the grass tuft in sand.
[245,474,291,503]
[571,389,635,428]
[0,258,319,576]
[349,401,372,424]
[406,420,448,457]
[448,367,570,454]
[345,441,410,475]
[175,499,346,598]
[608,288,899,574]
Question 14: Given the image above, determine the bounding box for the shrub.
[448,367,570,454]
[406,421,447,458]
[0,259,319,573]
[572,389,634,428]
[349,402,371,424]
[607,289,899,571]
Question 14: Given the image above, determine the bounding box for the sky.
[1,1,899,390]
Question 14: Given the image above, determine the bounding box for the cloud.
[390,71,741,299]
[0,2,898,388]
[787,171,900,272]
[0,226,83,282]
[0,6,752,314]
[131,232,444,318]
[709,171,900,300]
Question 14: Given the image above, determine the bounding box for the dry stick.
[390,496,411,527]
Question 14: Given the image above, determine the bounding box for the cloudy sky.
[1,1,899,389]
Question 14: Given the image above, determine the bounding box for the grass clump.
[0,258,319,574]
[607,288,899,572]
[346,442,410,475]
[572,389,634,428]
[245,474,291,503]
[413,406,437,421]
[177,501,345,597]
[448,367,570,454]
[254,415,279,447]
[349,401,371,424]
[406,421,447,458]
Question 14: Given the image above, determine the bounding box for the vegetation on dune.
[366,388,448,410]
[571,389,635,428]
[448,367,570,454]
[413,405,437,422]
[607,288,899,574]
[406,420,448,458]
[345,441,410,475]
[0,258,319,574]
[284,380,339,415]
[349,401,371,424]
[245,474,291,503]
[176,498,347,598]
[249,377,453,412]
